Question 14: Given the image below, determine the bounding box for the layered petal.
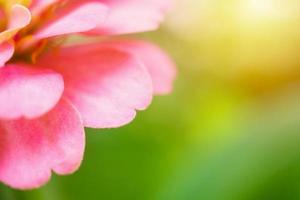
[89,0,172,35]
[0,42,14,67]
[38,43,153,128]
[102,40,177,94]
[34,1,108,39]
[0,63,64,119]
[0,99,85,189]
[0,4,31,43]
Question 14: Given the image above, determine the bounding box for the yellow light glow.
[248,0,275,14]
[239,0,280,21]
[247,1,300,22]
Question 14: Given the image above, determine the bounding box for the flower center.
[2,2,64,64]
[0,0,31,10]
[0,9,6,32]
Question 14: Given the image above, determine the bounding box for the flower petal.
[0,42,14,68]
[29,0,59,15]
[0,63,64,119]
[0,4,31,43]
[89,0,172,35]
[103,40,177,95]
[34,1,107,39]
[0,99,85,189]
[38,43,153,128]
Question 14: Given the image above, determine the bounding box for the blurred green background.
[2,0,300,199]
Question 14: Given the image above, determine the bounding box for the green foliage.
[2,27,300,200]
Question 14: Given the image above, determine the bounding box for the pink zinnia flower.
[0,0,176,189]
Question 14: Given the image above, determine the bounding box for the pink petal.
[0,42,14,68]
[89,0,172,35]
[37,44,153,128]
[0,64,64,119]
[0,99,85,189]
[8,4,31,29]
[0,7,5,19]
[103,40,177,95]
[34,1,107,39]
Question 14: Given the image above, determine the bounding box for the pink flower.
[0,0,176,189]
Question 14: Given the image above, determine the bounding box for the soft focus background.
[2,0,300,199]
